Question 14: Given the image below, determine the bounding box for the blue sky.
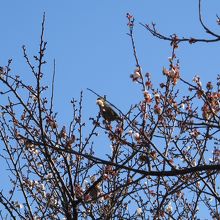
[0,1,220,217]
[1,1,220,123]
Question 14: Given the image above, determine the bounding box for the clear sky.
[0,1,220,217]
[1,1,220,122]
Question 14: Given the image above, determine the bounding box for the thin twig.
[50,59,56,115]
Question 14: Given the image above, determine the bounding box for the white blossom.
[137,207,143,216]
[180,103,185,109]
[166,202,172,213]
[191,159,197,167]
[154,93,160,99]
[133,71,141,80]
[193,75,200,83]
[133,132,140,141]
[128,130,133,136]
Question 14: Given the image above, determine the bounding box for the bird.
[96,97,121,122]
[89,184,100,201]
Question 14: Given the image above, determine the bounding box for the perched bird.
[96,97,121,122]
[89,184,100,201]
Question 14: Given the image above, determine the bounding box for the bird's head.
[96,97,105,107]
